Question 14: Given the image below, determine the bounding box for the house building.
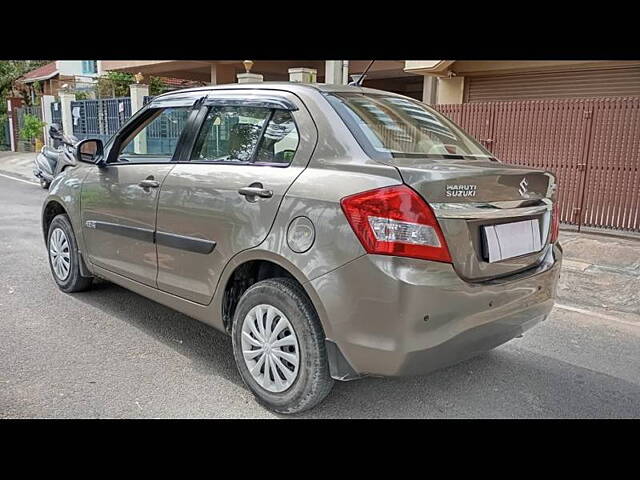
[405,60,640,104]
[100,60,424,100]
[17,60,104,101]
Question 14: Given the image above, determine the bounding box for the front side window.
[326,93,493,161]
[118,106,191,163]
[191,106,299,165]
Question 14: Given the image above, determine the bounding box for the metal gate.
[15,105,43,152]
[434,97,640,232]
[0,116,10,151]
[71,97,132,143]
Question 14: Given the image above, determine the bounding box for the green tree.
[96,71,168,98]
[0,60,50,113]
[149,76,166,96]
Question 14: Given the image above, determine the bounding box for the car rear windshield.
[326,92,494,161]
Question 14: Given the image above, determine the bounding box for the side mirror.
[75,138,104,164]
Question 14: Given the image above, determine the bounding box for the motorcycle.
[33,124,79,189]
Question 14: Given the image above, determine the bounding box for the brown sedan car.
[42,83,562,413]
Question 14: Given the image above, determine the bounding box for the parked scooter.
[34,124,79,189]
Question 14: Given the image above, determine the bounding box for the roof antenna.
[348,60,376,87]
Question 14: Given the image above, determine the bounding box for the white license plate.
[483,219,542,263]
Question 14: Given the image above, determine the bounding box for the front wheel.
[231,277,334,414]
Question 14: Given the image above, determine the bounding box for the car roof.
[151,81,412,100]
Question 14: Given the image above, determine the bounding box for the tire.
[40,177,50,189]
[231,277,334,414]
[47,214,92,293]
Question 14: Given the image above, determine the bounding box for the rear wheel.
[231,277,334,414]
[47,214,92,293]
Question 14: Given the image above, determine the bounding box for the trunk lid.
[390,158,556,281]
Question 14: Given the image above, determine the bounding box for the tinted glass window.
[190,106,299,165]
[191,106,271,163]
[327,93,492,160]
[254,110,299,164]
[119,107,191,163]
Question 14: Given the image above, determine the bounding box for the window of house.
[82,61,98,74]
[191,106,299,165]
[117,107,191,163]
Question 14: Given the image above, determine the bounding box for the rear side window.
[190,106,299,165]
[254,110,299,164]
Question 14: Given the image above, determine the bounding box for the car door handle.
[238,186,273,199]
[138,179,160,189]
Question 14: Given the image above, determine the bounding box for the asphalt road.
[0,173,639,418]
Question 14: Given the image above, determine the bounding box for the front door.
[154,92,317,304]
[81,103,194,287]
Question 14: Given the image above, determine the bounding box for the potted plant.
[19,113,46,151]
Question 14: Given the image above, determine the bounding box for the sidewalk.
[0,151,37,182]
[557,230,640,324]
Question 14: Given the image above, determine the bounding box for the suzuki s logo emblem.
[519,178,529,197]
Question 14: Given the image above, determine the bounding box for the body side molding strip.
[85,221,216,254]
[155,231,216,254]
[87,220,155,243]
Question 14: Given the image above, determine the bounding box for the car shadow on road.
[74,280,640,419]
[74,279,245,389]
[301,349,640,419]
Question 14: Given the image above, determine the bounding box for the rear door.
[154,90,317,304]
[80,95,199,286]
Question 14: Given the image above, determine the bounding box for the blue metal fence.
[67,95,189,153]
[71,97,131,143]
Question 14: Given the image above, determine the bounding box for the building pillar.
[41,95,55,147]
[436,76,465,105]
[237,73,263,84]
[59,90,76,137]
[421,76,438,104]
[6,98,22,152]
[130,83,149,114]
[288,68,317,83]
[129,83,149,154]
[325,61,344,85]
[209,64,218,85]
[342,61,350,85]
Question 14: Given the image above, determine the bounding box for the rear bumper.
[310,244,561,378]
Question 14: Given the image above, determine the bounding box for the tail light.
[340,185,452,263]
[550,202,560,244]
